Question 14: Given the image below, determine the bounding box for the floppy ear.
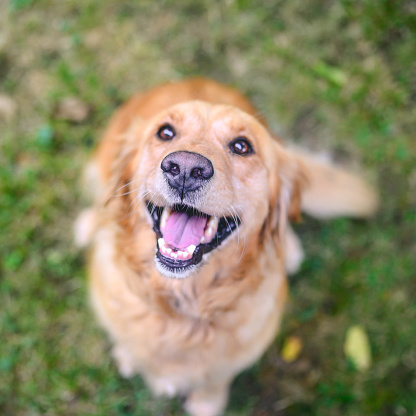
[268,146,308,243]
[281,156,307,223]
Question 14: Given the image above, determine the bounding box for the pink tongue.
[163,212,207,249]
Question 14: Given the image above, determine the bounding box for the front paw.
[111,344,136,378]
[184,386,228,416]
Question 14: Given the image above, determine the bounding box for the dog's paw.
[147,377,178,398]
[185,397,226,416]
[111,345,136,378]
[184,387,228,416]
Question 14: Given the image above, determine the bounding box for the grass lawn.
[1,0,415,415]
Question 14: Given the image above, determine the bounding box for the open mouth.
[146,202,240,278]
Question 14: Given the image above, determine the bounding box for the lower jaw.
[156,249,202,268]
[151,223,211,278]
[155,251,202,279]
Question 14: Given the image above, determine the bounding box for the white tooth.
[182,251,190,259]
[171,252,178,259]
[178,250,184,257]
[166,248,172,254]
[158,238,166,248]
[200,236,206,244]
[207,217,219,230]
[203,217,219,242]
[160,207,172,232]
[187,245,196,255]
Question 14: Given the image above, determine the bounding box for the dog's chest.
[166,285,202,319]
[161,268,283,341]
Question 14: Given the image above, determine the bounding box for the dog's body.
[76,78,377,416]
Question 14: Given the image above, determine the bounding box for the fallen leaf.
[344,325,372,371]
[312,61,347,87]
[281,336,303,363]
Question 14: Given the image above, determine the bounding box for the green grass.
[1,0,415,414]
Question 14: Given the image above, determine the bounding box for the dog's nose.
[161,151,214,196]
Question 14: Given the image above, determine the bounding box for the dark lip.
[146,202,240,271]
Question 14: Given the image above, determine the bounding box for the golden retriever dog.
[75,78,377,416]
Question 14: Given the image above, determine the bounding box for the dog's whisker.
[146,193,158,215]
[137,192,159,226]
[119,189,151,225]
[136,189,151,205]
[131,191,153,220]
[130,190,155,228]
[226,204,244,263]
[111,178,143,198]
[230,205,246,265]
[226,205,240,261]
[101,178,143,207]
[126,189,149,213]
[222,212,241,263]
[114,186,143,198]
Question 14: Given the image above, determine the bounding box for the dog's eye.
[157,124,176,141]
[229,137,254,156]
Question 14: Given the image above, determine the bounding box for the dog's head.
[111,101,305,278]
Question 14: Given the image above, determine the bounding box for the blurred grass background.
[1,0,415,415]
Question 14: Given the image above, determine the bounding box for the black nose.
[161,151,214,197]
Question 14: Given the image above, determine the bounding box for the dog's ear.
[268,145,308,242]
[102,119,145,207]
[282,156,307,223]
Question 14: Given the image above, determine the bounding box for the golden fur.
[75,78,378,416]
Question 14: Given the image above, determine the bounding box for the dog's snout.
[162,160,181,176]
[161,151,214,196]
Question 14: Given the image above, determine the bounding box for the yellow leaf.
[344,325,372,371]
[281,336,302,363]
